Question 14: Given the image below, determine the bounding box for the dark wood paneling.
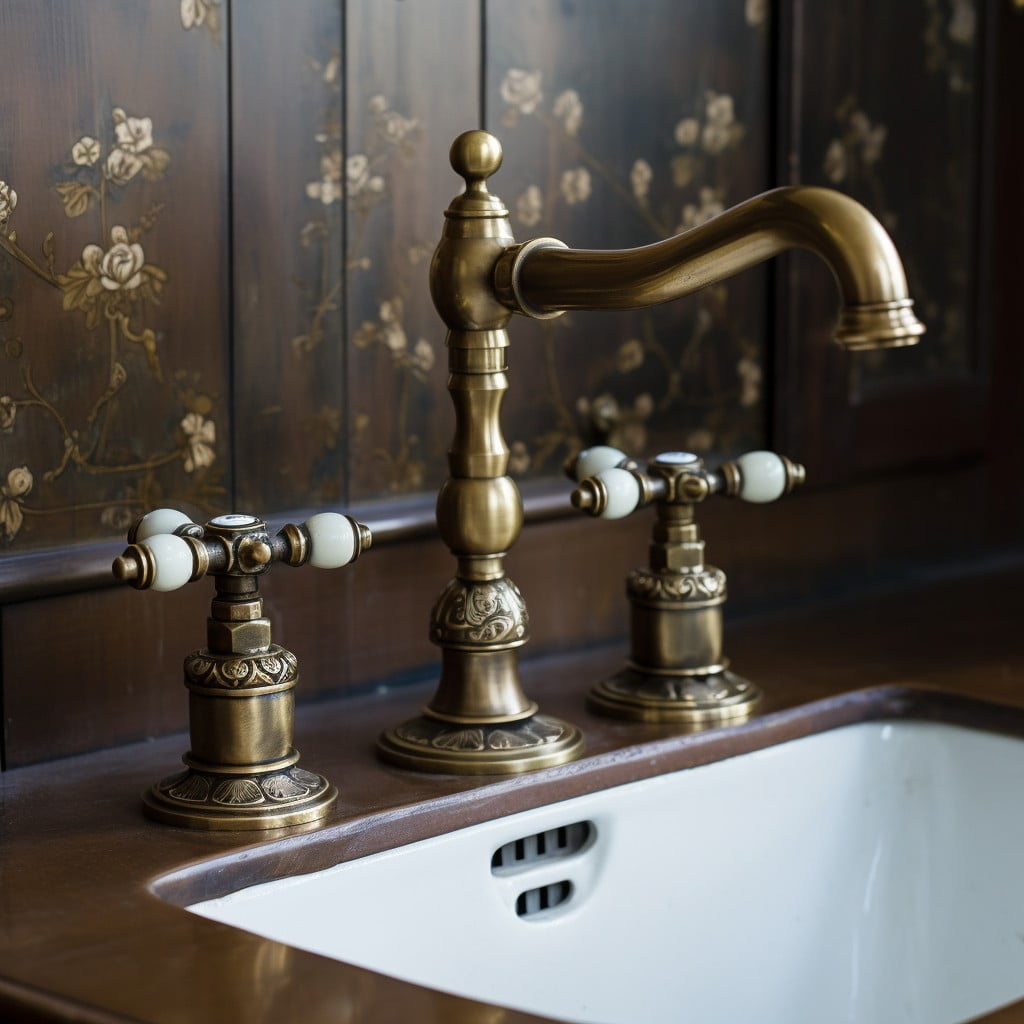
[2,585,195,767]
[1,1,1019,774]
[985,0,1024,544]
[231,0,347,512]
[0,0,230,550]
[345,0,480,500]
[485,0,770,477]
[3,458,997,767]
[777,0,986,481]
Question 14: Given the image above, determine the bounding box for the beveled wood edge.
[151,682,1024,910]
[0,974,142,1024]
[0,478,576,604]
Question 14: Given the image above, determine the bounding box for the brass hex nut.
[654,540,705,572]
[206,616,272,655]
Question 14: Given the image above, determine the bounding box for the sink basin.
[188,720,1024,1023]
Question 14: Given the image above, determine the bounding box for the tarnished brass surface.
[114,509,370,828]
[589,667,761,725]
[379,130,585,774]
[494,184,925,348]
[389,128,922,766]
[571,451,813,725]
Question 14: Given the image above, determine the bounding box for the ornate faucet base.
[377,714,585,775]
[142,751,337,830]
[588,665,760,726]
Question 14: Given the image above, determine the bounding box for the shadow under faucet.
[376,129,924,776]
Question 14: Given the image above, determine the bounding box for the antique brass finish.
[570,450,805,724]
[114,509,371,829]
[494,185,925,348]
[382,128,922,768]
[377,131,585,774]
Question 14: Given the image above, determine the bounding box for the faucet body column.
[377,131,584,774]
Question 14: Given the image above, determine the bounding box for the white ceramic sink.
[189,720,1024,1023]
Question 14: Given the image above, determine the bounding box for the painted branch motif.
[0,106,223,545]
[494,48,763,477]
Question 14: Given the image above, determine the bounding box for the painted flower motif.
[677,187,724,232]
[849,111,887,165]
[353,299,416,364]
[824,139,847,183]
[112,108,153,154]
[560,167,592,205]
[376,110,419,145]
[516,185,543,226]
[72,136,101,166]
[306,147,343,204]
[322,52,340,86]
[0,465,33,541]
[0,396,15,430]
[737,355,762,407]
[617,338,645,373]
[500,68,544,115]
[82,226,146,292]
[553,89,583,136]
[346,154,385,197]
[702,92,737,155]
[508,441,531,476]
[180,412,216,473]
[674,118,700,147]
[104,147,144,186]
[180,0,220,30]
[949,0,976,45]
[825,105,887,183]
[630,159,653,200]
[0,181,17,225]
[745,0,766,27]
[411,338,435,374]
[100,505,135,532]
[4,465,31,498]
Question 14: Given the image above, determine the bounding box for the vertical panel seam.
[341,0,350,508]
[479,0,487,128]
[226,0,238,510]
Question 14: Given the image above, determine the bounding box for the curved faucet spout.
[495,185,925,349]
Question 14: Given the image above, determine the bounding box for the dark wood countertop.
[3,559,1024,1023]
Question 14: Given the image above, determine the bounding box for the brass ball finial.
[450,130,502,191]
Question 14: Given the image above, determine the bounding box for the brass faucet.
[113,508,371,829]
[568,446,804,724]
[377,129,924,775]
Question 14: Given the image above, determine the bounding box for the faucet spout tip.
[835,298,925,350]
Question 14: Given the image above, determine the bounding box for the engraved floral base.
[431,576,529,648]
[143,764,336,829]
[184,645,298,690]
[589,667,760,725]
[627,567,727,605]
[378,714,585,774]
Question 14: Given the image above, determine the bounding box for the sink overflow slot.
[515,880,573,919]
[490,820,594,873]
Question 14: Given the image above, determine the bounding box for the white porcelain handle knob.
[570,445,630,481]
[593,467,643,519]
[145,533,195,591]
[303,512,359,568]
[134,507,193,542]
[734,451,789,503]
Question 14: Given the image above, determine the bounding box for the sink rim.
[152,683,1024,910]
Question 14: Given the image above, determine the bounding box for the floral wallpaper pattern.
[806,0,978,386]
[487,0,768,475]
[0,0,986,554]
[180,0,222,45]
[0,105,222,544]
